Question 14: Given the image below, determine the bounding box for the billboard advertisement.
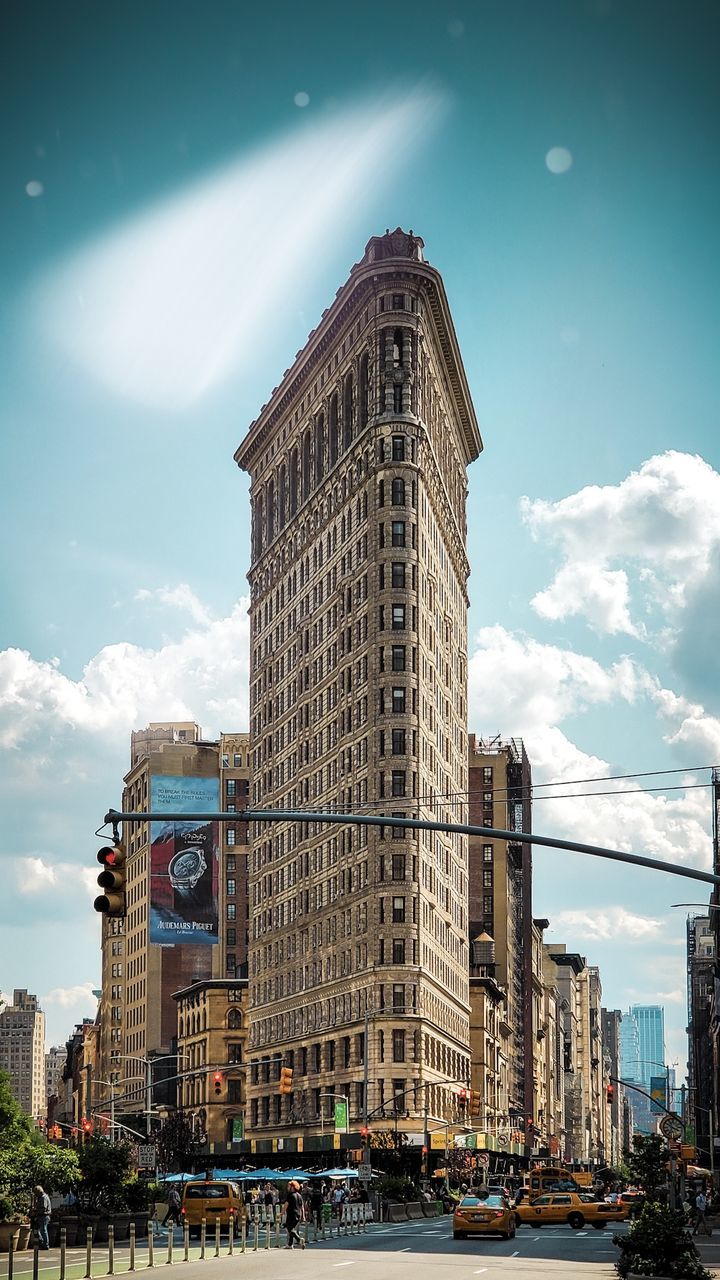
[650,1075,667,1114]
[149,775,219,945]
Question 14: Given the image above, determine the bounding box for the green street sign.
[232,1116,245,1142]
[334,1100,348,1133]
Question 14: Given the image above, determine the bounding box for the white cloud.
[547,907,662,941]
[468,625,713,870]
[31,86,447,411]
[135,584,212,627]
[0,594,250,748]
[15,857,97,899]
[521,451,720,635]
[41,982,99,1011]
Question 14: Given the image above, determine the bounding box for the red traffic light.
[607,1084,615,1102]
[94,842,127,917]
[213,1071,223,1096]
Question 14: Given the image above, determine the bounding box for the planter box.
[0,1223,21,1253]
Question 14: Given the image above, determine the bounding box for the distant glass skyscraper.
[630,1004,665,1086]
[619,1009,641,1082]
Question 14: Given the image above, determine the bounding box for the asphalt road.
[4,1215,720,1280]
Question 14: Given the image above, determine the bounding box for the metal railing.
[3,1204,375,1277]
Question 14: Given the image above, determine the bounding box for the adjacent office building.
[235,228,482,1145]
[0,989,46,1122]
[97,723,250,1126]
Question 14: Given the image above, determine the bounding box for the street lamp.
[117,1053,189,1138]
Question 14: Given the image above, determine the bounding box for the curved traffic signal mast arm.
[104,807,720,887]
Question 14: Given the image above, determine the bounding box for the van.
[181,1181,245,1238]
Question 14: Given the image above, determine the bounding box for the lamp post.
[118,1053,188,1138]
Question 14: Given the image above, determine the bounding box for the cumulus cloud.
[468,625,714,869]
[521,451,720,636]
[547,907,662,941]
[0,594,250,748]
[135,584,212,627]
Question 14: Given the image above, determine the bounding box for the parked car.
[453,1194,517,1240]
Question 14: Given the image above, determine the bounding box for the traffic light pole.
[104,807,720,888]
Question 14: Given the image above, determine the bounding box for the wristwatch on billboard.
[168,847,207,891]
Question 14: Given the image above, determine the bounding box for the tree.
[155,1113,204,1173]
[0,1145,79,1218]
[0,1070,33,1151]
[76,1135,134,1213]
[624,1133,667,1202]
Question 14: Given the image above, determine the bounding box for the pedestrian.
[310,1182,324,1231]
[31,1185,51,1250]
[162,1186,182,1228]
[693,1189,711,1236]
[283,1180,305,1249]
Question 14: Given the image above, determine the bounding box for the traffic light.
[360,1126,369,1146]
[213,1071,224,1097]
[279,1066,293,1094]
[607,1084,615,1103]
[81,1118,93,1137]
[94,840,127,916]
[458,1087,468,1107]
[469,1089,482,1116]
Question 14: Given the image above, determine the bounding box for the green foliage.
[0,1071,33,1152]
[76,1136,134,1213]
[122,1176,152,1213]
[624,1134,668,1203]
[0,1144,80,1219]
[155,1112,204,1173]
[613,1201,713,1279]
[377,1175,419,1202]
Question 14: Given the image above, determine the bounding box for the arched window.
[302,430,312,502]
[314,414,325,484]
[289,447,299,516]
[391,478,405,506]
[266,476,275,544]
[343,372,354,451]
[329,394,339,468]
[359,352,369,430]
[277,464,287,532]
[227,1008,242,1029]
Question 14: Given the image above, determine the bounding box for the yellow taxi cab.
[453,1193,517,1240]
[516,1191,627,1230]
[181,1180,245,1238]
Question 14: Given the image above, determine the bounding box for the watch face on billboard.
[149,775,219,945]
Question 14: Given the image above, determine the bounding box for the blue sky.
[1,0,719,1071]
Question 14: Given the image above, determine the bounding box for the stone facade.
[174,979,248,1153]
[467,736,533,1145]
[235,229,482,1145]
[97,723,249,1120]
[0,989,46,1122]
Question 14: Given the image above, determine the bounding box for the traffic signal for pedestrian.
[213,1071,224,1097]
[279,1066,293,1094]
[469,1089,482,1116]
[94,840,127,916]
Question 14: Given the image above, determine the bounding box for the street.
[5,1216,720,1280]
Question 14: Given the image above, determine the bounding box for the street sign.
[659,1114,684,1140]
[137,1144,156,1169]
[497,1132,510,1147]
